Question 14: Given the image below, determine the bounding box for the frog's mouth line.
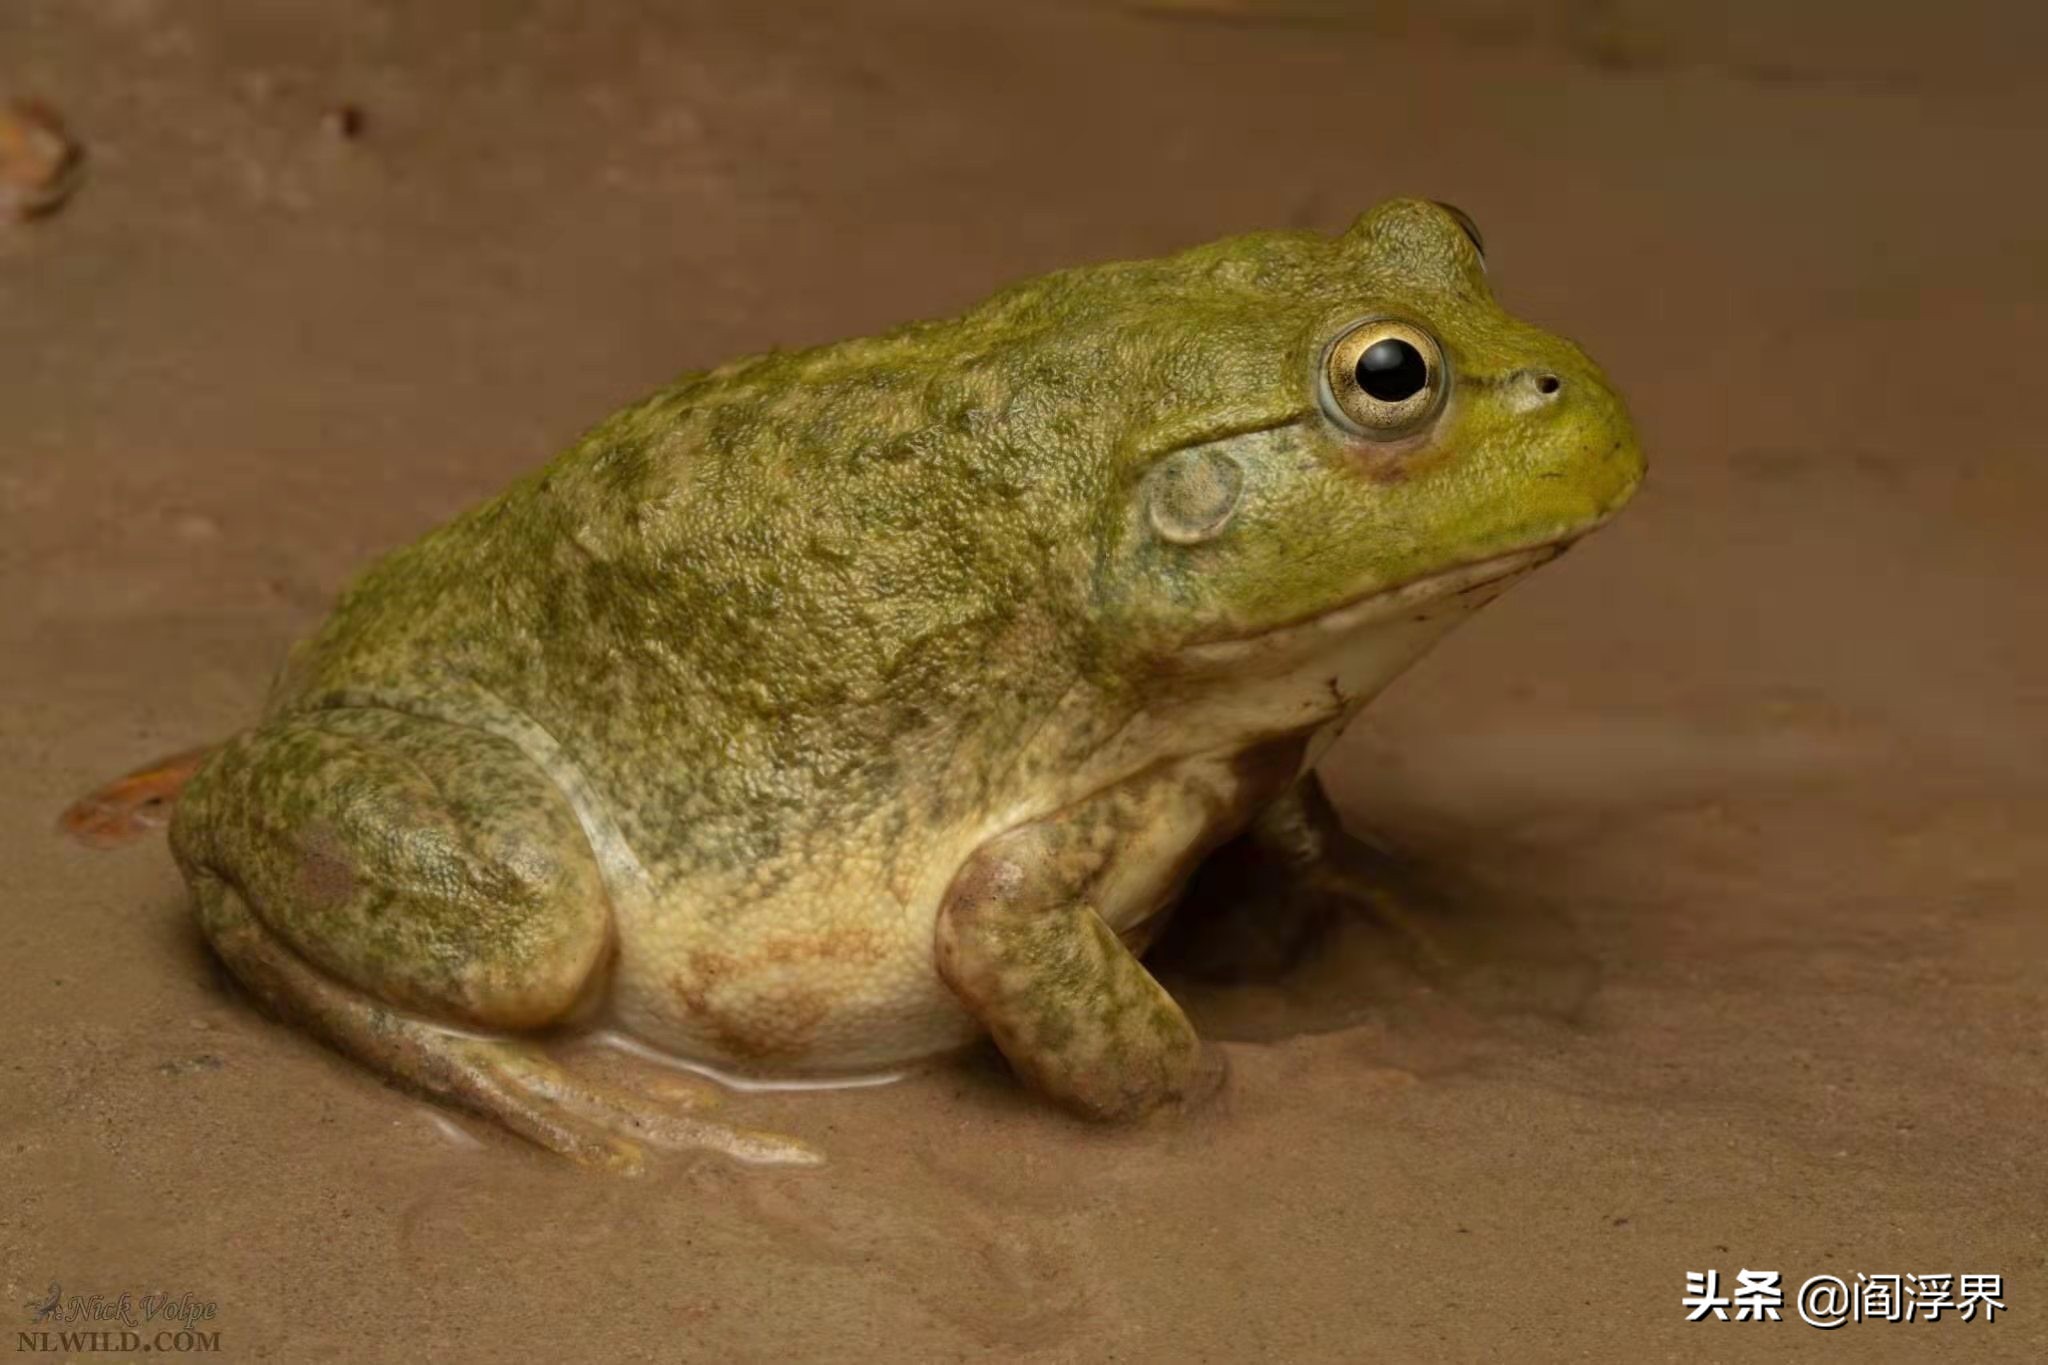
[1178,541,1568,665]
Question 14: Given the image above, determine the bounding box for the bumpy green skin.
[170,199,1643,1161]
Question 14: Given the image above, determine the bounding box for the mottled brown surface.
[4,1,2044,1360]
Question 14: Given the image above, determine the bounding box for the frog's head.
[1080,198,1643,699]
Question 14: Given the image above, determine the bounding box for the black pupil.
[1355,338,1428,402]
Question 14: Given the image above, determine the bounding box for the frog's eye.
[1319,319,1448,439]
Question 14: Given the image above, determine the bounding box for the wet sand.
[4,1,2044,1359]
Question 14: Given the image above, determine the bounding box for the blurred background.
[4,2,2043,1360]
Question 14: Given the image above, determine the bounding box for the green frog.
[154,199,1642,1168]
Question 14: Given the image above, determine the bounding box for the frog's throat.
[1176,542,1564,666]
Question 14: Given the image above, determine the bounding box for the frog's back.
[271,222,1349,720]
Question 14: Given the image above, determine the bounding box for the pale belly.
[605,851,979,1073]
[596,743,1308,1075]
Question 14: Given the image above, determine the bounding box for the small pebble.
[322,103,366,141]
[0,98,85,221]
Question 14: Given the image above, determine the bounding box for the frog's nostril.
[1536,374,1562,396]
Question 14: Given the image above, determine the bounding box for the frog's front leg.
[1171,773,1458,978]
[1179,773,1572,1010]
[934,815,1218,1122]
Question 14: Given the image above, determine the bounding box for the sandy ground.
[4,1,2045,1360]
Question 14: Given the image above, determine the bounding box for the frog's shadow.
[1148,831,1601,1045]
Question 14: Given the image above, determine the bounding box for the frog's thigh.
[174,707,610,1028]
[933,817,1206,1123]
[174,711,822,1171]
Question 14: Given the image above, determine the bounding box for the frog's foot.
[1340,847,1592,1021]
[493,1047,822,1169]
[193,871,819,1171]
[1157,776,1594,1021]
[58,745,213,849]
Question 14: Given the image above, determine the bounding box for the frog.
[153,198,1643,1170]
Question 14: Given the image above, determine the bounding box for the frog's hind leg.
[171,709,818,1171]
[188,874,816,1169]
